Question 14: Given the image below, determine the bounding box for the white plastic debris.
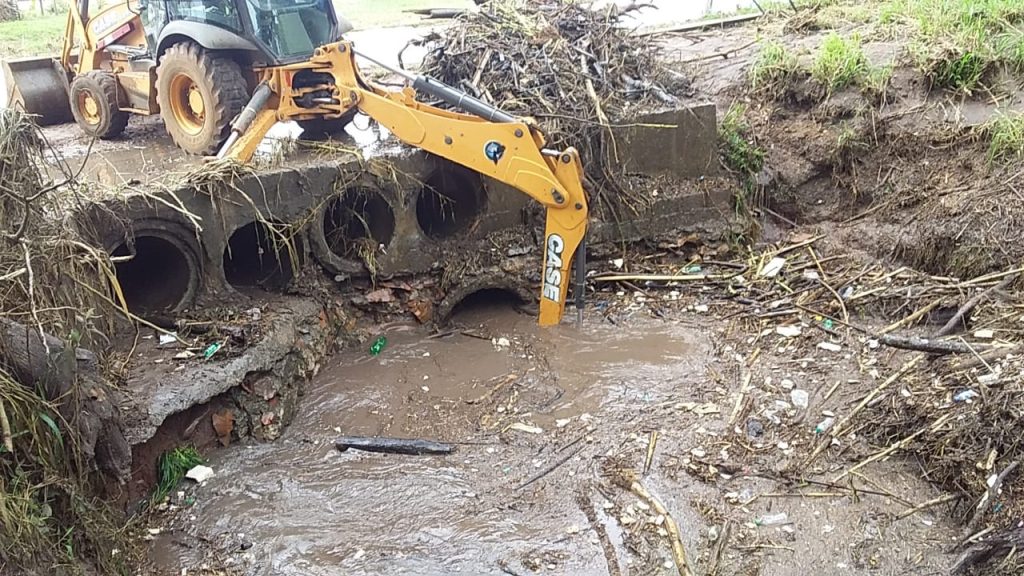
[158,333,177,346]
[776,325,802,338]
[815,417,835,434]
[694,304,710,313]
[759,257,787,278]
[492,337,511,349]
[790,389,810,409]
[978,373,1000,385]
[802,269,821,281]
[555,418,572,428]
[757,512,788,526]
[185,465,214,484]
[817,342,842,352]
[510,422,543,434]
[954,390,979,403]
[974,329,995,340]
[611,258,624,269]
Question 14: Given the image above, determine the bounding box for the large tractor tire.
[69,71,129,139]
[156,42,247,155]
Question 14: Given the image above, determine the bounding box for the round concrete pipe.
[223,221,301,292]
[111,233,200,314]
[438,280,534,322]
[323,188,396,259]
[415,164,486,239]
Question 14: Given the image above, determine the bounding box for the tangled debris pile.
[588,232,1024,574]
[419,0,685,217]
[0,110,133,572]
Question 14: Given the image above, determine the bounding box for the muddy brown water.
[151,301,957,575]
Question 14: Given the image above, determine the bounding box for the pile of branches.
[588,234,1024,573]
[0,109,132,574]
[418,0,685,218]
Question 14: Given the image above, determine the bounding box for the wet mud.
[150,300,957,576]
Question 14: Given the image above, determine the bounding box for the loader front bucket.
[2,56,72,126]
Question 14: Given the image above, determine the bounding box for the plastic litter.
[759,257,787,278]
[369,336,387,356]
[815,416,835,434]
[776,325,802,338]
[185,465,215,483]
[954,389,979,403]
[791,389,809,409]
[756,512,788,526]
[202,342,221,360]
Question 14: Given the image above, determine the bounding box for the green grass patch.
[1,371,129,574]
[861,64,893,98]
[154,446,205,503]
[750,40,799,96]
[0,13,66,58]
[720,103,766,220]
[986,112,1024,163]
[879,0,1024,92]
[0,1,474,58]
[929,51,985,91]
[720,103,765,177]
[812,33,869,94]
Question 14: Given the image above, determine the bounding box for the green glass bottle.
[369,335,387,356]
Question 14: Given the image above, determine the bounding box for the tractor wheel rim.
[78,93,101,125]
[168,73,206,136]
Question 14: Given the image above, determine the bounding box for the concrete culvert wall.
[323,189,396,259]
[416,164,486,239]
[223,221,299,292]
[112,234,197,313]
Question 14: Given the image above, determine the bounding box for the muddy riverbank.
[147,296,959,576]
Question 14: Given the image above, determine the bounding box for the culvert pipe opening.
[416,165,486,239]
[450,288,525,319]
[323,188,396,259]
[112,235,195,313]
[223,221,299,292]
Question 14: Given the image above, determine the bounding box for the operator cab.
[139,0,352,64]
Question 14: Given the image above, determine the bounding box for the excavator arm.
[219,42,589,326]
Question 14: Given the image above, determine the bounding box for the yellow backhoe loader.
[1,0,588,326]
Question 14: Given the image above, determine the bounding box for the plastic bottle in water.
[369,336,387,356]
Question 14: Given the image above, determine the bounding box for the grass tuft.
[811,33,869,94]
[861,64,894,98]
[720,104,765,178]
[986,113,1024,163]
[719,103,766,221]
[154,447,205,503]
[750,40,799,97]
[929,50,986,92]
[883,0,1024,92]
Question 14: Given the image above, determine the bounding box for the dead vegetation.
[702,6,1024,568]
[0,109,133,573]
[418,0,686,220]
[591,227,1024,574]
